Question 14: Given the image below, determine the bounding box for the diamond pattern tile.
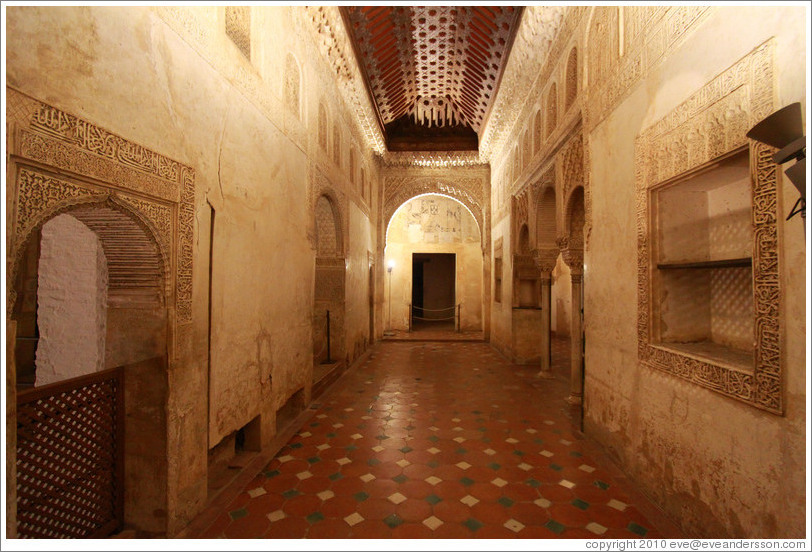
[190,339,678,539]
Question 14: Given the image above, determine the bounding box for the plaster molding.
[635,40,782,414]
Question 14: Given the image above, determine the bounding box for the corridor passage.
[191,340,680,539]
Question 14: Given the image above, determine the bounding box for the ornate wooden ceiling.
[341,6,523,152]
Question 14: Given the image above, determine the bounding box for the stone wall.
[485,5,807,538]
[5,5,380,535]
[35,214,107,386]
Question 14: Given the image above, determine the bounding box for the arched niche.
[546,82,558,137]
[565,47,579,111]
[313,193,346,365]
[10,197,170,534]
[284,53,302,119]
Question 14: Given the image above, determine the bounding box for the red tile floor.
[187,337,682,540]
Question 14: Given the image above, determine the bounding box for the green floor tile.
[594,480,610,490]
[498,496,514,508]
[425,494,442,505]
[329,472,343,481]
[393,474,408,484]
[384,514,404,528]
[488,463,501,470]
[463,518,483,532]
[307,457,321,464]
[628,522,648,536]
[460,477,474,487]
[525,478,541,488]
[367,458,381,466]
[400,446,413,453]
[282,489,300,499]
[455,447,467,454]
[264,469,280,479]
[572,498,589,510]
[376,435,390,441]
[229,508,247,521]
[306,512,324,524]
[545,519,565,534]
[289,442,303,449]
[550,463,563,471]
[353,491,369,502]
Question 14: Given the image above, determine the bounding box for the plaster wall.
[552,253,571,336]
[489,217,512,356]
[581,6,807,538]
[35,214,107,386]
[5,5,379,534]
[344,203,375,362]
[384,195,482,331]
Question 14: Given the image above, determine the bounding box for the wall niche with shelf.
[651,148,754,371]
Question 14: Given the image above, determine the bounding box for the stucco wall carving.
[6,90,194,326]
[383,174,485,242]
[308,165,349,257]
[635,40,781,414]
[585,6,712,132]
[303,6,386,155]
[225,6,251,59]
[284,53,301,118]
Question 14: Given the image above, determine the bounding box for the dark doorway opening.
[411,253,456,332]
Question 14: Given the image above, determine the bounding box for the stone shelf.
[653,341,754,373]
[656,257,751,270]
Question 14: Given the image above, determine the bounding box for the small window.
[225,6,251,60]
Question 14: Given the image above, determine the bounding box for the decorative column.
[562,246,584,405]
[533,248,559,379]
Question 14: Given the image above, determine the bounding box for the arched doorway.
[384,193,483,336]
[10,200,169,537]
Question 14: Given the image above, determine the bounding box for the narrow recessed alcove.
[651,148,754,370]
[276,388,306,435]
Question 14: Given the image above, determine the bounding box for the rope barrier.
[412,315,456,321]
[411,305,456,312]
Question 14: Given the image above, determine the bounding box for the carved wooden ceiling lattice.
[341,6,523,152]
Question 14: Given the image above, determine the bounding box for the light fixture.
[387,260,395,272]
[747,102,806,223]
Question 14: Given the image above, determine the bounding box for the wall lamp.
[746,102,806,224]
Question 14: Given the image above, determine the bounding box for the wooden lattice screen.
[16,367,124,538]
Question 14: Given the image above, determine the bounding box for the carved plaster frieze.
[480,6,573,159]
[302,7,386,155]
[635,40,781,414]
[8,168,174,315]
[308,163,350,257]
[585,6,712,132]
[383,174,486,236]
[7,90,195,326]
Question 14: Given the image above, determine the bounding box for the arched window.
[284,53,301,118]
[318,102,328,151]
[565,47,578,111]
[546,83,558,137]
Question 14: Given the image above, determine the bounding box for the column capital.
[532,248,559,274]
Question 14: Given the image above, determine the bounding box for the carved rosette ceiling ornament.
[6,90,195,341]
[635,41,782,414]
